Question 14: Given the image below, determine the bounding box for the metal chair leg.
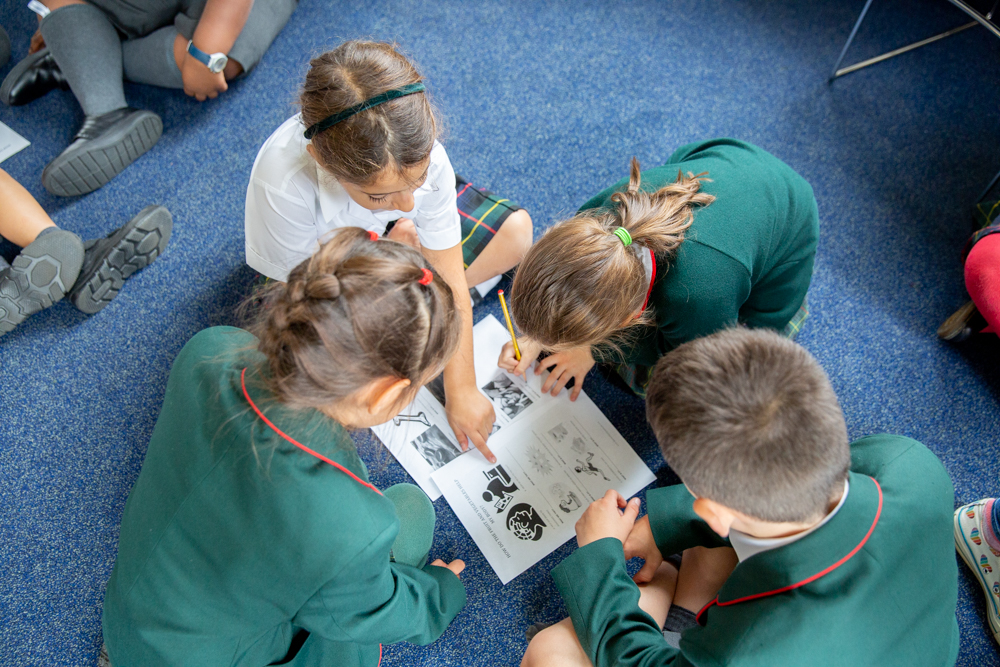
[829,0,978,81]
[830,0,878,81]
[978,167,1000,202]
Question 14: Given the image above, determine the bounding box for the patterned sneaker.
[67,205,172,314]
[955,499,1000,643]
[0,229,84,336]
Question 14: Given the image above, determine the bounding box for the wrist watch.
[186,41,229,74]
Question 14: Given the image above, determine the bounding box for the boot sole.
[0,231,84,335]
[42,111,163,197]
[70,205,172,315]
[0,48,56,106]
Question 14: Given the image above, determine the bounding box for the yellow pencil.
[497,289,521,361]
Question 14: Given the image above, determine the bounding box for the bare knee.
[501,209,534,260]
[521,619,591,667]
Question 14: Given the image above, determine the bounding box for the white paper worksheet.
[0,122,30,163]
[431,388,655,584]
[371,314,551,499]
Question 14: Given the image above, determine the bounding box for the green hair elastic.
[613,227,633,247]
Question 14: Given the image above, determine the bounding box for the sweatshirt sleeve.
[294,524,467,646]
[551,538,695,667]
[646,485,730,556]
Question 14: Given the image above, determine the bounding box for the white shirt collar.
[728,479,851,562]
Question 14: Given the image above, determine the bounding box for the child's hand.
[181,54,229,101]
[498,337,542,379]
[624,515,664,584]
[446,390,497,464]
[575,490,641,548]
[430,558,466,579]
[537,345,595,401]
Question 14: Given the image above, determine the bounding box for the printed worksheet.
[0,122,29,163]
[371,314,549,499]
[430,393,655,584]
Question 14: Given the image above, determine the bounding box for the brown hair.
[251,227,460,412]
[645,327,850,523]
[509,158,714,353]
[300,40,439,185]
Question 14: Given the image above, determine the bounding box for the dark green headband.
[303,82,426,140]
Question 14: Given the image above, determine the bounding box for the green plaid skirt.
[614,296,811,399]
[455,176,522,269]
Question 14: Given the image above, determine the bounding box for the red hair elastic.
[367,230,378,241]
[418,268,433,285]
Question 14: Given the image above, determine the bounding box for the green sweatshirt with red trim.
[102,327,466,667]
[551,435,960,667]
[578,138,819,366]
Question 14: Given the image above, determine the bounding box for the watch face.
[207,54,228,74]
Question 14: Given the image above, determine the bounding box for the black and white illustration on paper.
[411,425,462,471]
[574,452,611,481]
[482,374,533,419]
[482,464,519,513]
[550,483,582,513]
[506,502,546,541]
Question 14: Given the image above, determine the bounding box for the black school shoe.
[42,107,162,197]
[0,47,70,106]
[68,205,172,314]
[0,229,84,336]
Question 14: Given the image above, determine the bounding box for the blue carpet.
[1,0,999,664]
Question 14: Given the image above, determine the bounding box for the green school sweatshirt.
[102,327,466,667]
[579,138,819,366]
[551,435,960,667]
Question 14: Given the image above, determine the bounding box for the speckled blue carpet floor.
[1,0,999,664]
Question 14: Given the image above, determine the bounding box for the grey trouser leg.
[40,4,127,116]
[121,26,184,88]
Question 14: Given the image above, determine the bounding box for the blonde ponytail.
[510,158,714,352]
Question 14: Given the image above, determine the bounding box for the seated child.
[499,139,817,400]
[523,327,960,667]
[101,228,468,666]
[1,0,296,195]
[245,40,533,461]
[0,167,170,336]
[938,202,1000,341]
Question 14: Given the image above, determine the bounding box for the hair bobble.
[418,268,433,286]
[367,230,378,241]
[613,227,633,247]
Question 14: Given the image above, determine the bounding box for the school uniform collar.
[237,363,363,475]
[698,472,883,623]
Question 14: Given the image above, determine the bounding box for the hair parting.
[299,40,440,185]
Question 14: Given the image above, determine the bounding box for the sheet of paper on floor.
[0,123,30,163]
[371,314,556,499]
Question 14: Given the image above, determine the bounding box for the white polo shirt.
[244,115,462,281]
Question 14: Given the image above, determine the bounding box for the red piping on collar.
[240,368,383,496]
[641,248,656,312]
[695,477,883,626]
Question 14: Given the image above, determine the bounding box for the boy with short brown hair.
[523,327,959,667]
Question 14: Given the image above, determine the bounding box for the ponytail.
[510,158,714,352]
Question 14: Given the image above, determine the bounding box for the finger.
[451,424,469,451]
[570,379,583,402]
[469,430,497,464]
[514,355,533,379]
[208,91,218,100]
[448,559,466,577]
[616,493,628,509]
[540,364,561,393]
[623,497,641,524]
[197,93,207,102]
[550,369,573,397]
[430,559,446,567]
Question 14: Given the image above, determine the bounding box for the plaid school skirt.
[614,297,811,399]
